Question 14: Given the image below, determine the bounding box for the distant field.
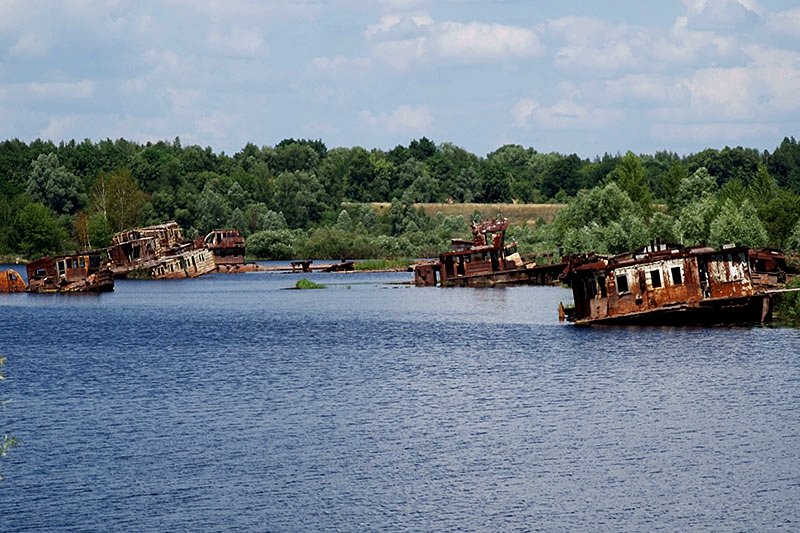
[366,203,566,226]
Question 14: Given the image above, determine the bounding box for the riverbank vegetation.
[1,136,800,261]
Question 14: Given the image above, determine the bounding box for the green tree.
[479,159,511,202]
[607,151,653,215]
[786,219,800,251]
[708,198,768,248]
[26,153,84,214]
[674,167,717,211]
[90,169,149,232]
[87,213,114,248]
[246,229,298,259]
[13,201,68,256]
[273,171,328,228]
[675,197,717,246]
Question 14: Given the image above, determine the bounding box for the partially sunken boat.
[25,250,114,293]
[560,244,797,326]
[0,268,27,293]
[413,218,565,287]
[201,229,260,273]
[108,222,216,279]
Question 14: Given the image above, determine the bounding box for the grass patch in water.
[295,278,326,290]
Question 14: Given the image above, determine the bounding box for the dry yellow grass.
[366,202,566,226]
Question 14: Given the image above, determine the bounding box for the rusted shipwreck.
[560,244,797,326]
[202,229,261,273]
[0,268,27,293]
[413,218,565,287]
[25,250,114,293]
[109,222,216,279]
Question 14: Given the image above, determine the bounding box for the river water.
[1,267,799,531]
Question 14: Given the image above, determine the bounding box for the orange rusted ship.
[560,244,797,326]
[413,218,565,287]
[0,269,27,293]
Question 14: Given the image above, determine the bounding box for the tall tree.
[608,151,653,216]
[26,153,84,214]
[90,169,149,232]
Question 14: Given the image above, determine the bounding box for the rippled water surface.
[2,267,800,531]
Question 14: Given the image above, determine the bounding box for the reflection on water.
[1,269,800,531]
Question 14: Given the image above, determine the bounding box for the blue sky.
[1,0,799,158]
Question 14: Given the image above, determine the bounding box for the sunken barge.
[560,244,796,326]
[109,222,216,279]
[413,218,565,287]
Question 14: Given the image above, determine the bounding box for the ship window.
[79,257,86,268]
[671,266,683,285]
[616,274,629,294]
[650,269,662,288]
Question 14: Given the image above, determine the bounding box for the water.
[1,267,800,531]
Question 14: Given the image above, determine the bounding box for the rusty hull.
[561,244,789,326]
[26,251,114,293]
[413,217,565,287]
[109,222,218,279]
[0,269,27,293]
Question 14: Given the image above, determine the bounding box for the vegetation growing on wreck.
[294,278,326,290]
[1,137,800,261]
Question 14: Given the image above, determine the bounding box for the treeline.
[1,136,800,260]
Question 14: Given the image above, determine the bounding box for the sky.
[1,0,799,159]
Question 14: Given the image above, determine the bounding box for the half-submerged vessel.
[0,268,27,293]
[108,221,216,279]
[201,229,260,273]
[560,244,796,326]
[413,218,565,287]
[25,250,114,293]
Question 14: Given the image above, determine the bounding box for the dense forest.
[1,135,800,261]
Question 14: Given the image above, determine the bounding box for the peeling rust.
[0,269,27,293]
[25,251,114,293]
[108,222,216,279]
[413,217,565,287]
[560,243,796,326]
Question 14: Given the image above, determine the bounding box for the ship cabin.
[26,250,114,292]
[562,244,783,325]
[203,229,246,266]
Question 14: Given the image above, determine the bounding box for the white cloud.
[366,14,542,69]
[8,33,51,58]
[512,98,537,127]
[512,98,616,130]
[683,0,761,31]
[39,115,79,140]
[432,21,542,60]
[547,17,645,72]
[361,105,432,133]
[602,75,690,106]
[765,7,800,38]
[686,67,751,117]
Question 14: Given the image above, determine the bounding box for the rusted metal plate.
[561,244,791,326]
